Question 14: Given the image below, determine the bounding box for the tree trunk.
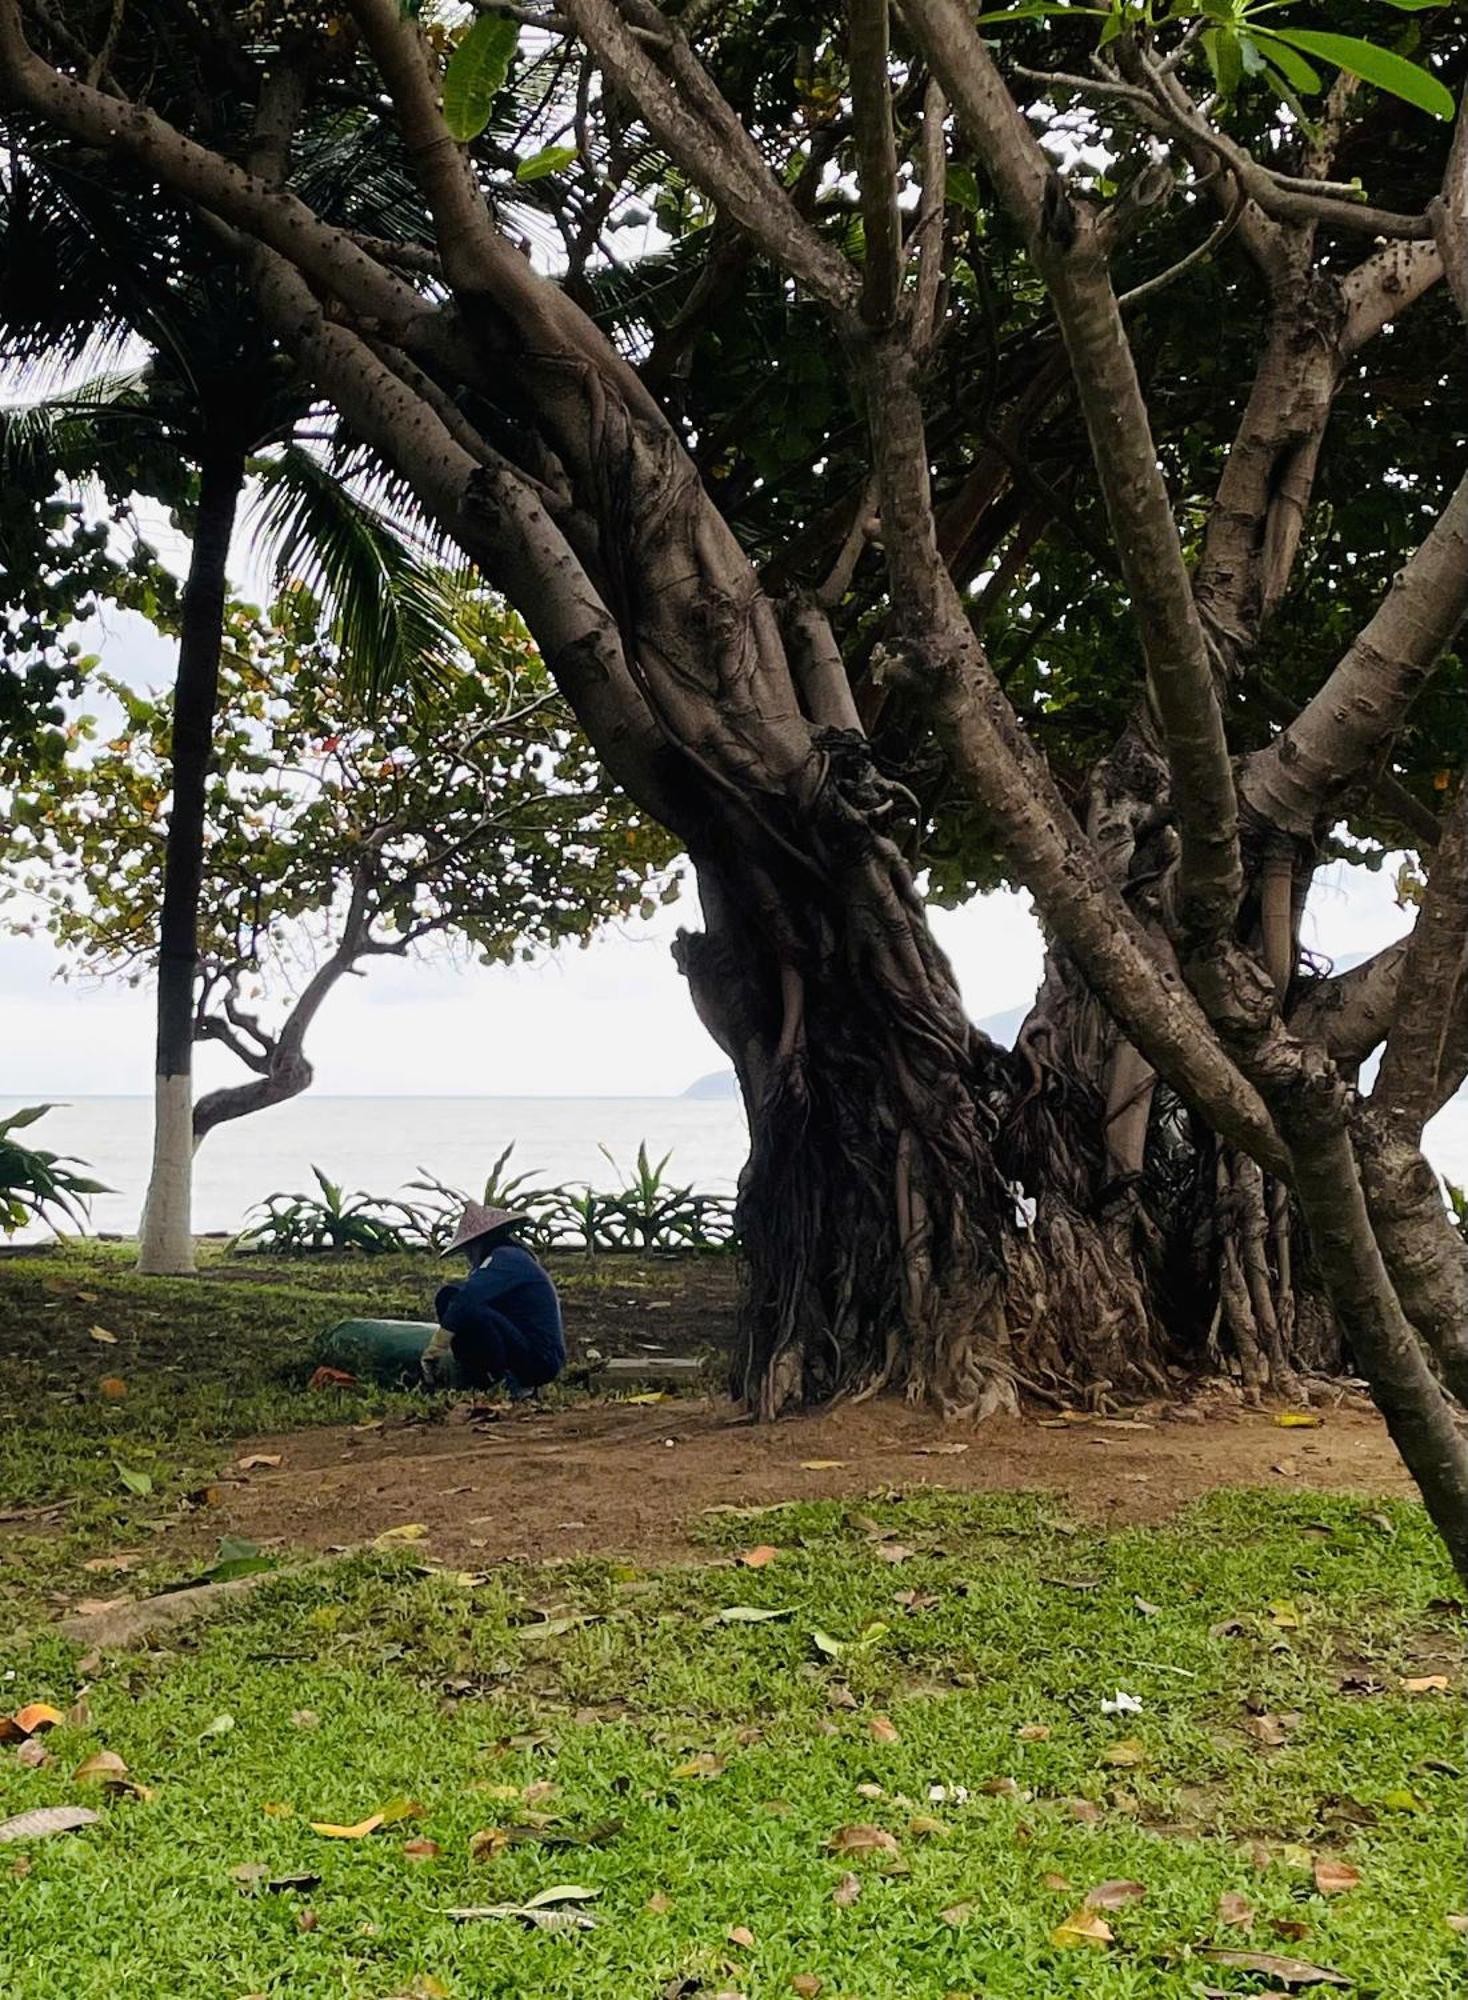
[678,830,1024,1420]
[136,446,245,1275]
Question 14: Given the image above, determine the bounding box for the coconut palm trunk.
[137,444,245,1274]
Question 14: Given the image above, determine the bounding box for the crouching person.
[423,1201,565,1399]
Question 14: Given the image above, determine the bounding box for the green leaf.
[442,14,519,143]
[515,144,578,183]
[1251,30,1322,95]
[115,1462,153,1497]
[1268,29,1454,120]
[1203,25,1244,98]
[716,1605,793,1623]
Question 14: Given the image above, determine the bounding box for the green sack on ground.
[307,1317,462,1389]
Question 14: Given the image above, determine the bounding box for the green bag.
[307,1317,462,1390]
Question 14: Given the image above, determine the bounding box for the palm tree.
[0,114,466,1273]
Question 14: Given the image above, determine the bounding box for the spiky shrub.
[1448,1181,1468,1249]
[233,1166,425,1256]
[0,1104,109,1236]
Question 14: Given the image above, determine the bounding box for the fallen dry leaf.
[1402,1675,1450,1694]
[645,1892,673,1914]
[1217,1891,1255,1927]
[1274,1411,1323,1428]
[912,1442,968,1457]
[1312,1858,1361,1896]
[790,1977,823,1997]
[403,1839,440,1861]
[1245,1713,1291,1747]
[236,1454,283,1472]
[800,1460,846,1471]
[90,1326,119,1345]
[873,1543,915,1565]
[738,1545,779,1569]
[941,1901,974,1926]
[672,1753,726,1780]
[0,1805,101,1843]
[1269,1600,1302,1630]
[1052,1908,1113,1948]
[1101,1737,1146,1767]
[290,1709,319,1730]
[374,1523,430,1545]
[15,1740,50,1770]
[727,1924,756,1948]
[832,1871,861,1907]
[827,1823,900,1858]
[73,1751,128,1783]
[1083,1880,1146,1910]
[311,1814,386,1839]
[869,1715,900,1745]
[7,1704,64,1739]
[1062,1797,1103,1823]
[1204,1948,1348,1986]
[1445,1914,1468,1934]
[1041,1872,1071,1893]
[98,1377,128,1402]
[81,1554,138,1576]
[469,1826,511,1860]
[1017,1723,1051,1742]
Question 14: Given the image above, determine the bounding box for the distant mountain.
[683,1069,740,1100]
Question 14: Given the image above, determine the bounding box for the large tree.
[2,0,1467,1572]
[2,586,678,1139]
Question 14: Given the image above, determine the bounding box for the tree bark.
[136,446,244,1274]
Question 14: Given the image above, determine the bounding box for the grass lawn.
[0,1246,1463,1997]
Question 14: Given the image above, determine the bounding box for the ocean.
[5,1089,1466,1245]
[3,1095,750,1243]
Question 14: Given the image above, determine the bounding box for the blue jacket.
[435,1242,565,1390]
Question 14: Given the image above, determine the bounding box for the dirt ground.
[218,1393,1413,1569]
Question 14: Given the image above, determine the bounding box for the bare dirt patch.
[217,1394,1412,1569]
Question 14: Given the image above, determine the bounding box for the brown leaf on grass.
[893,1588,939,1612]
[9,1705,64,1738]
[645,1891,673,1914]
[81,1554,138,1576]
[403,1839,440,1861]
[868,1715,900,1745]
[290,1710,319,1730]
[1312,1858,1360,1896]
[1017,1723,1051,1742]
[73,1751,128,1783]
[1083,1880,1145,1910]
[1041,1872,1071,1892]
[912,1441,969,1457]
[98,1377,128,1402]
[979,1776,1021,1797]
[1062,1797,1103,1823]
[828,1823,900,1857]
[1101,1738,1146,1767]
[1204,1949,1348,1986]
[832,1871,862,1907]
[941,1903,974,1926]
[727,1925,756,1948]
[800,1460,846,1471]
[1245,1714,1291,1747]
[739,1545,779,1569]
[790,1977,823,1997]
[89,1326,119,1345]
[873,1544,915,1564]
[908,1816,946,1838]
[0,1805,101,1843]
[1402,1675,1450,1693]
[15,1740,51,1770]
[1052,1909,1113,1948]
[1217,1891,1255,1927]
[236,1454,283,1472]
[522,1781,557,1807]
[672,1753,726,1779]
[469,1827,511,1860]
[1271,1919,1311,1943]
[1445,1914,1468,1934]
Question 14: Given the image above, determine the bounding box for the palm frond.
[248,444,472,712]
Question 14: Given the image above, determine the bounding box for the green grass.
[0,1241,726,1629]
[0,1490,1462,1998]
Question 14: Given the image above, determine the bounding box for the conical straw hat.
[443,1200,524,1256]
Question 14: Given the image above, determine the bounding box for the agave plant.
[233,1166,425,1256]
[405,1145,564,1253]
[0,1104,109,1236]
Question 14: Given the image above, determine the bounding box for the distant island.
[682,1070,740,1100]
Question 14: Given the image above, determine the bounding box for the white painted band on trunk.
[136,1072,196,1275]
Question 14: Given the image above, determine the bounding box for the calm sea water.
[3,1095,750,1242]
[6,1090,1466,1245]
